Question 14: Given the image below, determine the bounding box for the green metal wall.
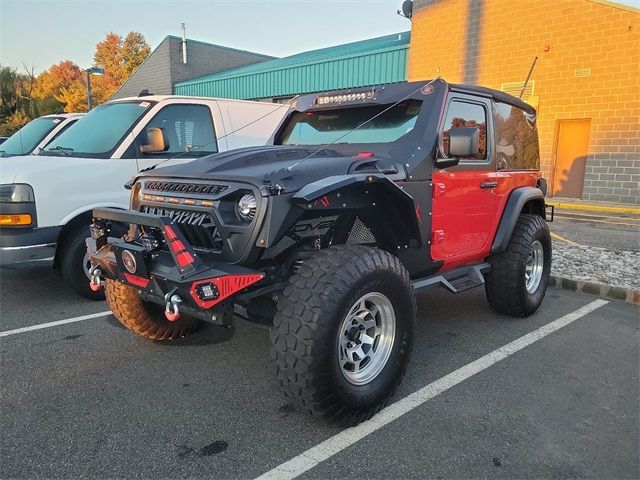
[174,32,410,100]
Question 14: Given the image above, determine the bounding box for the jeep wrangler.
[87,79,552,425]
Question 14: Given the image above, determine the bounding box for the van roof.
[109,95,278,106]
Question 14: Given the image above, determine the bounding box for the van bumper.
[0,226,61,268]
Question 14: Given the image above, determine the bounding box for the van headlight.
[0,184,35,203]
[235,193,257,222]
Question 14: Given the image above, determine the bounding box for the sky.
[0,0,410,73]
[1,0,638,74]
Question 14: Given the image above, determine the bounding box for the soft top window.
[277,100,422,146]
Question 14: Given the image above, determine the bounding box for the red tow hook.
[89,267,103,292]
[164,292,182,322]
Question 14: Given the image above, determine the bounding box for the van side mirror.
[140,127,168,154]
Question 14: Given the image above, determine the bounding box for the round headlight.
[236,193,257,222]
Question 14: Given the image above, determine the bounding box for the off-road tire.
[485,214,551,317]
[105,279,199,340]
[270,245,416,426]
[60,226,104,300]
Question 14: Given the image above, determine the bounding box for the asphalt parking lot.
[1,267,638,479]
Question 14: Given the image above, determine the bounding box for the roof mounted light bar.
[315,88,376,105]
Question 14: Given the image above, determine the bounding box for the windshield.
[0,117,62,156]
[45,101,152,158]
[277,100,422,146]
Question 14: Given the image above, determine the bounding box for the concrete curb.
[550,275,640,305]
[546,201,640,215]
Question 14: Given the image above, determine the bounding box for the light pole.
[85,67,105,110]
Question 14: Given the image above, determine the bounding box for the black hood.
[141,146,395,193]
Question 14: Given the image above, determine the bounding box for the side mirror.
[449,127,479,157]
[140,127,168,154]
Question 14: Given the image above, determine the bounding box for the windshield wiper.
[46,146,74,156]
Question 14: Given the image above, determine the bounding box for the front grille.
[144,181,228,195]
[141,206,224,251]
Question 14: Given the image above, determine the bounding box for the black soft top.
[449,83,536,114]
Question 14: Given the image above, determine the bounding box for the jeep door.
[431,94,499,268]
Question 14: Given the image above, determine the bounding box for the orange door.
[552,119,591,198]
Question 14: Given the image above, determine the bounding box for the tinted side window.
[138,104,218,157]
[442,101,487,160]
[494,102,539,170]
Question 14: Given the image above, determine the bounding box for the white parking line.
[255,298,609,480]
[0,311,112,338]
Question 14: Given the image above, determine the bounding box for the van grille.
[141,206,224,251]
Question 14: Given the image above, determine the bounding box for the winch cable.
[142,99,296,172]
[285,77,441,171]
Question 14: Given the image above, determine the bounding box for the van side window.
[494,102,540,170]
[442,101,487,160]
[138,104,218,157]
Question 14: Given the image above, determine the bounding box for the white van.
[0,95,289,298]
[0,113,84,157]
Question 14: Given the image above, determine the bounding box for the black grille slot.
[141,206,224,251]
[144,181,228,195]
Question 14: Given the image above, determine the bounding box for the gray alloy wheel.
[525,240,545,294]
[337,292,396,386]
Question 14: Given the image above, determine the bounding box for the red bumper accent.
[124,272,150,288]
[189,273,265,309]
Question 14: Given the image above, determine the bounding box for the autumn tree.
[0,65,38,135]
[2,31,149,128]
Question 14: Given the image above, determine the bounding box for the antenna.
[519,56,538,99]
[181,23,187,64]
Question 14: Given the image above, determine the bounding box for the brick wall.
[408,0,640,204]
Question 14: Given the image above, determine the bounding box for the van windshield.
[44,101,152,158]
[277,100,422,146]
[0,117,62,157]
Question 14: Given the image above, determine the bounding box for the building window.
[500,81,535,101]
[494,102,540,170]
[441,100,487,160]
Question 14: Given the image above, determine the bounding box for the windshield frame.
[43,100,157,159]
[0,116,64,157]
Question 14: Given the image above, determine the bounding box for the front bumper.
[0,226,60,268]
[88,208,264,326]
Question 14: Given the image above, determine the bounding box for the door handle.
[480,181,498,189]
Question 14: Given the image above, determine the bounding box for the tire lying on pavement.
[484,214,552,317]
[270,245,416,426]
[105,279,200,340]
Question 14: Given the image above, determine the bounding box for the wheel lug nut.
[352,320,358,325]
[359,325,365,330]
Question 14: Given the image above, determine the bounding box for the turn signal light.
[0,214,32,226]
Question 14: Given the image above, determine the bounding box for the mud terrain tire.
[485,214,551,317]
[105,279,199,340]
[270,245,416,426]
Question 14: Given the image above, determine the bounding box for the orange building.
[408,0,639,204]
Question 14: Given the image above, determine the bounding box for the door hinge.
[432,182,446,198]
[432,230,445,244]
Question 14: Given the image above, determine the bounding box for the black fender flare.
[491,186,545,253]
[292,173,422,247]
